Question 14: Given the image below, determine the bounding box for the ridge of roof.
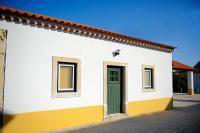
[172,60,196,71]
[0,6,176,52]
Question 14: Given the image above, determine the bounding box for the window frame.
[57,63,75,92]
[142,65,155,92]
[52,56,81,98]
[109,69,120,83]
[144,69,152,88]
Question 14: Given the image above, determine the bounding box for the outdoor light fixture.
[112,49,120,57]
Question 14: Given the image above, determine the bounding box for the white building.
[0,6,175,133]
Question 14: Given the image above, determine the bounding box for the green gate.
[107,67,121,114]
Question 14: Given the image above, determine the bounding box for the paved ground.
[53,94,200,133]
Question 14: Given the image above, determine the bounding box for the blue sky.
[0,0,200,66]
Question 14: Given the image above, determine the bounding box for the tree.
[173,71,187,93]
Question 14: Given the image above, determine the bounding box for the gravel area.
[52,94,200,133]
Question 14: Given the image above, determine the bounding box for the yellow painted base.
[188,88,194,95]
[128,97,173,116]
[3,105,103,133]
[3,97,173,133]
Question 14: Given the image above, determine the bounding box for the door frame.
[103,61,128,119]
[0,29,7,130]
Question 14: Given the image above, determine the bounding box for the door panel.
[107,68,121,114]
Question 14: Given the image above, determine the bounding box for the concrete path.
[53,94,200,133]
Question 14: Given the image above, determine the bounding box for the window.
[52,57,81,98]
[58,63,76,92]
[143,65,155,92]
[109,70,119,81]
[144,68,153,88]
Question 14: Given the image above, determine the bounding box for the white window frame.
[58,63,75,91]
[142,65,155,92]
[144,69,152,88]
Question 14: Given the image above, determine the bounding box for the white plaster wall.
[0,20,173,114]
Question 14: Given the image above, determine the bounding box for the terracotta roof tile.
[172,60,196,71]
[0,6,176,52]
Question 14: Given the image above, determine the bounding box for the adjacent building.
[194,61,200,94]
[172,60,195,95]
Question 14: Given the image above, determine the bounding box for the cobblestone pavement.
[52,94,200,133]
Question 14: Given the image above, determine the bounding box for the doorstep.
[104,113,128,121]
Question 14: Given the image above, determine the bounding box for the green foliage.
[173,71,187,93]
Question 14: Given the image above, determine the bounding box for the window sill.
[52,91,81,98]
[142,88,156,92]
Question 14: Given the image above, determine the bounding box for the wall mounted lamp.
[112,49,120,57]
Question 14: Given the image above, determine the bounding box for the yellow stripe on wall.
[3,97,173,133]
[3,105,103,133]
[188,88,194,95]
[128,97,173,116]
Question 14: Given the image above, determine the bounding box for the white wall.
[0,20,173,114]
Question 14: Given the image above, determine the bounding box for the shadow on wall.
[0,110,15,131]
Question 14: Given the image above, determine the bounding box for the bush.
[173,71,187,93]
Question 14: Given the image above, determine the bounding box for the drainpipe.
[187,71,194,95]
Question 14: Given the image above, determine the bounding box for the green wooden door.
[107,68,121,114]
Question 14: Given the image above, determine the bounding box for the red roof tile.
[0,6,176,52]
[172,60,196,71]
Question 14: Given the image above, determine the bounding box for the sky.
[0,0,200,66]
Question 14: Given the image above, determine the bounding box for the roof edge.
[0,6,176,53]
[172,60,196,71]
